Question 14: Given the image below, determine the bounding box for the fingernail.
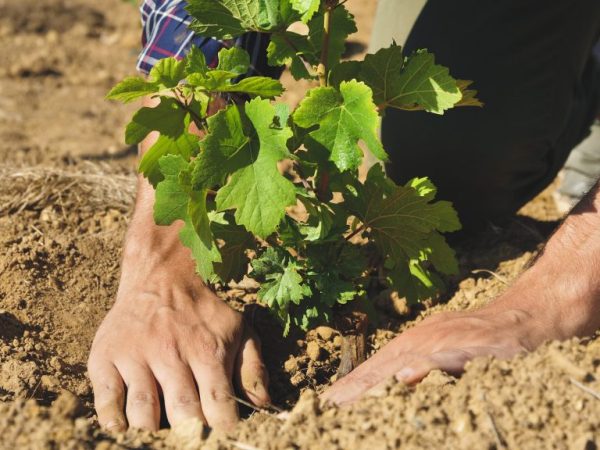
[397,367,414,381]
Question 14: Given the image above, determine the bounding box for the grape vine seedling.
[108,0,481,335]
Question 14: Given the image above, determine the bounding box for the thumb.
[235,325,271,407]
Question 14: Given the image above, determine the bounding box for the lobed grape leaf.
[308,5,357,71]
[194,99,295,238]
[291,0,320,23]
[293,80,387,171]
[125,98,186,145]
[346,165,460,261]
[106,77,159,103]
[187,0,285,39]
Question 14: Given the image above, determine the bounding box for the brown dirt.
[1,0,599,449]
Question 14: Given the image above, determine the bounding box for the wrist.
[491,258,600,344]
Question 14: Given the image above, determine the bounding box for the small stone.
[306,341,322,362]
[166,418,207,450]
[51,391,83,418]
[284,357,299,374]
[41,375,60,390]
[333,335,343,348]
[390,292,410,316]
[315,326,336,341]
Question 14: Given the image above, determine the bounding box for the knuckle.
[206,386,235,405]
[171,393,200,409]
[129,390,158,407]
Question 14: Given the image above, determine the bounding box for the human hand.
[88,223,270,431]
[321,304,543,405]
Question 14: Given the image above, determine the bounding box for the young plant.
[108,0,480,335]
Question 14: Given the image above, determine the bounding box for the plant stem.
[317,5,333,87]
[345,224,365,241]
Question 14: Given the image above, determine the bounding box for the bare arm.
[87,97,270,431]
[323,182,600,405]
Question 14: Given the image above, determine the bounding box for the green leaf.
[149,57,186,89]
[211,213,255,282]
[267,32,314,80]
[329,60,361,89]
[407,176,437,200]
[216,98,296,237]
[139,130,198,187]
[187,0,283,39]
[308,5,356,70]
[153,155,191,225]
[185,46,208,76]
[387,260,443,304]
[193,105,248,189]
[291,0,320,23]
[381,48,461,114]
[179,217,222,283]
[422,231,459,275]
[455,79,483,107]
[220,76,284,97]
[346,165,461,261]
[259,262,311,308]
[293,80,387,171]
[217,47,250,75]
[186,0,246,39]
[125,98,186,145]
[106,77,158,103]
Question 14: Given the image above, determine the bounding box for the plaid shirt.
[137,0,282,79]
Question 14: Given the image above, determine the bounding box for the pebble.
[315,326,336,341]
[306,341,322,362]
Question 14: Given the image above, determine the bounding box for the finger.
[321,349,405,406]
[235,327,271,407]
[395,345,520,385]
[119,362,161,431]
[190,362,238,430]
[151,361,205,427]
[89,361,127,431]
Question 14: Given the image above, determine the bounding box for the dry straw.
[0,162,136,215]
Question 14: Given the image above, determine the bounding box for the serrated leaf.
[220,76,284,97]
[106,77,158,103]
[179,217,222,283]
[125,98,186,145]
[211,213,255,282]
[422,231,459,275]
[149,57,186,89]
[259,262,311,308]
[267,32,314,80]
[153,155,190,225]
[217,47,250,75]
[407,177,437,200]
[293,80,387,171]
[193,105,248,189]
[382,48,462,114]
[213,98,296,238]
[387,260,444,304]
[329,60,361,89]
[455,79,483,107]
[139,130,198,187]
[186,0,246,39]
[187,0,283,39]
[291,0,320,23]
[308,5,357,70]
[185,46,208,76]
[346,165,461,260]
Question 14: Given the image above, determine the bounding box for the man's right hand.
[87,204,270,432]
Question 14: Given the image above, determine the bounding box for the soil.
[1,1,599,449]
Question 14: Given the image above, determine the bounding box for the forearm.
[493,181,600,340]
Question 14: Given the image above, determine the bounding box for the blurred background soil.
[0,1,599,449]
